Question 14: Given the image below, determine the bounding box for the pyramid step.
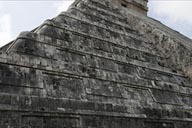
[36,23,181,75]
[66,7,137,37]
[85,0,123,19]
[36,21,164,65]
[53,14,156,57]
[9,37,190,92]
[54,14,163,63]
[73,1,128,27]
[48,17,142,47]
[57,12,138,39]
[15,32,184,78]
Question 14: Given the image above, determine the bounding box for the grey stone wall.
[0,0,192,127]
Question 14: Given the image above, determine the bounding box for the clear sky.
[0,0,192,47]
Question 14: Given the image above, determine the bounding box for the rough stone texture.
[0,0,192,127]
[112,0,148,15]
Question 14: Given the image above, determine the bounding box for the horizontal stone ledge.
[0,108,192,122]
[14,31,184,78]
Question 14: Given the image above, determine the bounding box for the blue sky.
[0,0,192,47]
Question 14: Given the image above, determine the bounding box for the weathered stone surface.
[0,0,192,127]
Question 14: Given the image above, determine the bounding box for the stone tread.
[13,32,185,78]
[56,12,158,56]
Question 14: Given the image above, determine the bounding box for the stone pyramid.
[1,0,192,127]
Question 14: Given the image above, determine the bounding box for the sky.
[148,1,192,39]
[0,0,192,47]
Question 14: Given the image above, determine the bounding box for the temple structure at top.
[112,0,148,15]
